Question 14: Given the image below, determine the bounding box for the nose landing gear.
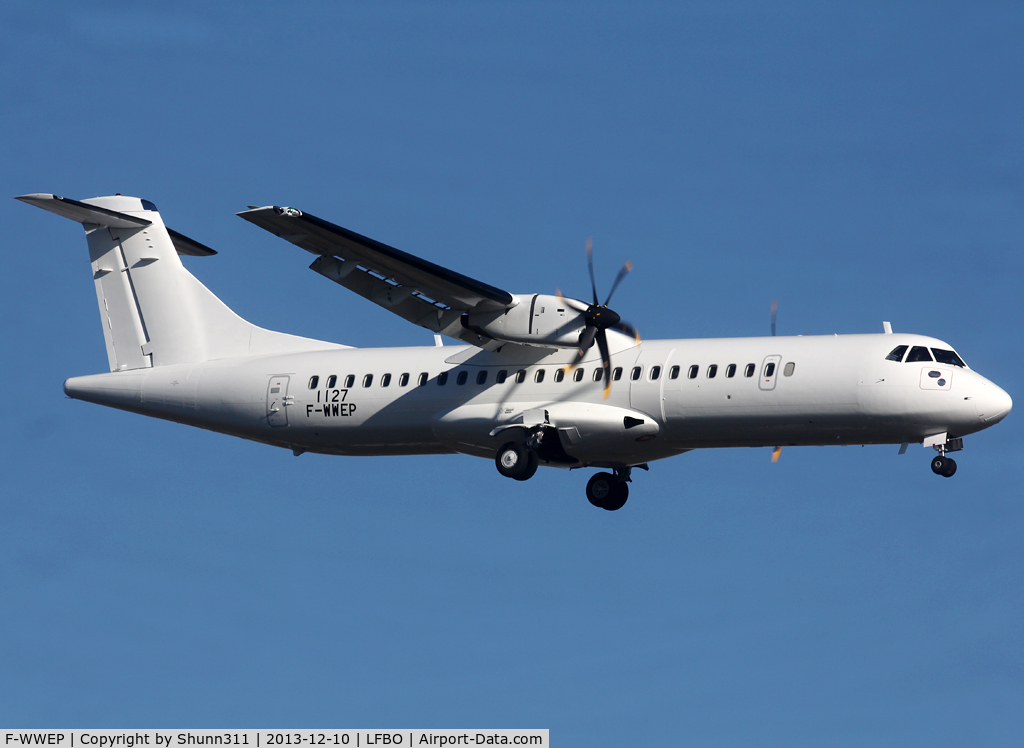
[930,437,963,478]
[931,455,957,477]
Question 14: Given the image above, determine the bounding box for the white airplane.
[18,193,1012,510]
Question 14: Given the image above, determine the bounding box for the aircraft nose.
[977,382,1012,424]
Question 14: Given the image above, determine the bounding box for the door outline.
[267,375,291,427]
[759,355,782,391]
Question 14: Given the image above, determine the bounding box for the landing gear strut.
[586,468,632,511]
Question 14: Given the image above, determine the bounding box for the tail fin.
[17,193,342,371]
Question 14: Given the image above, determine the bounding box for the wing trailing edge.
[238,205,517,347]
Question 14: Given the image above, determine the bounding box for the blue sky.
[2,1,1022,743]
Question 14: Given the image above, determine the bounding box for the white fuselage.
[63,331,1012,470]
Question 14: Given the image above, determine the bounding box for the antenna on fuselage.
[770,299,778,336]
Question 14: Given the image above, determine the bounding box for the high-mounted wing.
[238,206,515,347]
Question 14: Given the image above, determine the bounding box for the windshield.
[931,348,966,368]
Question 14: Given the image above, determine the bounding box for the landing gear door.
[267,375,290,427]
[759,355,782,391]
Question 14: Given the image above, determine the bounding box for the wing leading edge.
[238,205,515,347]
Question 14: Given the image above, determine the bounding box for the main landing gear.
[494,440,639,511]
[586,471,629,511]
[495,441,539,481]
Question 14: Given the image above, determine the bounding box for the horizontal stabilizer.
[17,193,216,256]
[167,227,217,256]
[16,193,152,229]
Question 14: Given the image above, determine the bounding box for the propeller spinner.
[557,238,641,399]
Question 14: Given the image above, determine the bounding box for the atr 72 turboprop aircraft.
[18,193,1012,510]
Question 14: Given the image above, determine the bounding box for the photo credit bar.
[0,732,548,748]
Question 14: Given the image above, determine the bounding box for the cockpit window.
[140,199,158,211]
[905,346,933,363]
[885,345,908,362]
[931,348,966,368]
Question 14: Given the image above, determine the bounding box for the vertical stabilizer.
[17,193,343,371]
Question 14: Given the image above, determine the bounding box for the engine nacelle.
[462,294,586,348]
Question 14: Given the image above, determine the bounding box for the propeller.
[557,238,641,399]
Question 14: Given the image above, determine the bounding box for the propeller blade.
[586,238,598,305]
[563,325,598,373]
[772,446,782,463]
[604,260,633,306]
[578,325,598,354]
[771,299,778,336]
[596,329,612,400]
[611,320,642,344]
[556,289,590,314]
[562,339,588,373]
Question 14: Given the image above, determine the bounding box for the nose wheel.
[931,455,957,477]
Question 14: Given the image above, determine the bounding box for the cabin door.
[629,347,669,420]
[267,375,291,427]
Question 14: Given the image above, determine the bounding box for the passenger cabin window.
[688,365,699,379]
[515,370,527,384]
[906,346,933,362]
[326,375,337,388]
[554,369,565,382]
[381,373,391,387]
[362,374,373,388]
[783,362,795,376]
[744,364,755,377]
[931,348,966,368]
[707,364,718,379]
[574,368,585,382]
[496,370,508,384]
[886,345,908,362]
[631,366,642,381]
[344,375,355,388]
[594,368,603,382]
[308,376,319,389]
[399,373,410,387]
[613,367,623,381]
[437,371,448,386]
[670,365,680,379]
[650,365,661,381]
[535,369,545,383]
[764,362,776,378]
[726,364,736,378]
[417,373,427,387]
[456,370,468,385]
[477,370,488,385]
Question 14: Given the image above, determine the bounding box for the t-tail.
[17,193,341,371]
